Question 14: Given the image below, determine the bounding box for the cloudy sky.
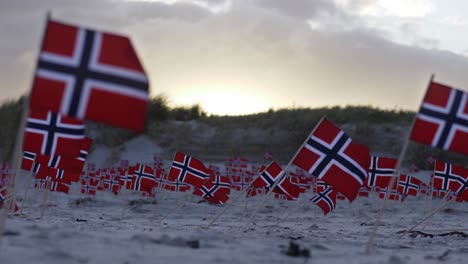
[1,0,468,115]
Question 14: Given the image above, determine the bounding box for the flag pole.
[398,194,452,238]
[19,162,37,215]
[0,12,51,240]
[242,116,325,232]
[365,74,434,254]
[204,172,261,229]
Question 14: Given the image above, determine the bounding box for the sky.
[1,0,468,115]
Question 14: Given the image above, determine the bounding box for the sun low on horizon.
[2,0,468,116]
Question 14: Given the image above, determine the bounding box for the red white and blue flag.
[30,19,149,132]
[410,80,468,155]
[310,187,336,215]
[367,156,398,189]
[293,118,370,201]
[23,109,85,157]
[168,151,209,188]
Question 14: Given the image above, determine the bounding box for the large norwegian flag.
[23,109,85,157]
[367,156,398,189]
[410,80,468,155]
[168,151,209,188]
[433,160,467,194]
[30,19,149,132]
[292,118,370,201]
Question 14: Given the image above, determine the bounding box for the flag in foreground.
[30,19,149,132]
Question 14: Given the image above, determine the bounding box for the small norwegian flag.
[193,175,231,205]
[21,151,37,171]
[410,80,468,155]
[292,118,370,201]
[397,174,421,197]
[23,109,85,157]
[81,177,99,195]
[129,164,157,193]
[310,187,337,215]
[30,19,150,132]
[168,151,209,188]
[433,160,467,194]
[367,156,398,189]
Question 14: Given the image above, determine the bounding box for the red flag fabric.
[310,187,336,215]
[30,19,149,132]
[21,151,37,171]
[168,151,209,188]
[81,177,99,195]
[397,174,421,197]
[193,175,231,205]
[367,156,398,188]
[23,109,85,157]
[433,161,467,194]
[410,80,468,155]
[293,118,370,201]
[129,164,157,193]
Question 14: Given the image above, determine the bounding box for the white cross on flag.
[292,118,370,202]
[30,19,150,132]
[410,80,468,155]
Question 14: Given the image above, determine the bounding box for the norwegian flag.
[273,175,300,200]
[129,164,157,193]
[34,177,49,190]
[432,188,448,198]
[358,186,370,198]
[433,161,467,194]
[251,161,283,189]
[292,118,370,201]
[36,167,80,184]
[35,153,85,174]
[410,80,468,155]
[21,151,37,171]
[81,177,99,195]
[367,156,398,189]
[378,187,402,201]
[30,19,149,132]
[397,174,421,197]
[48,179,71,194]
[162,176,191,192]
[231,174,252,191]
[23,109,85,157]
[168,151,209,188]
[310,187,336,215]
[103,170,121,195]
[193,175,231,205]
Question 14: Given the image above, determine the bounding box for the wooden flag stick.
[39,179,51,219]
[267,188,313,233]
[398,194,452,238]
[204,175,259,229]
[19,164,37,215]
[242,117,325,232]
[365,74,434,254]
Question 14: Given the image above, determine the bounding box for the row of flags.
[1,16,467,224]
